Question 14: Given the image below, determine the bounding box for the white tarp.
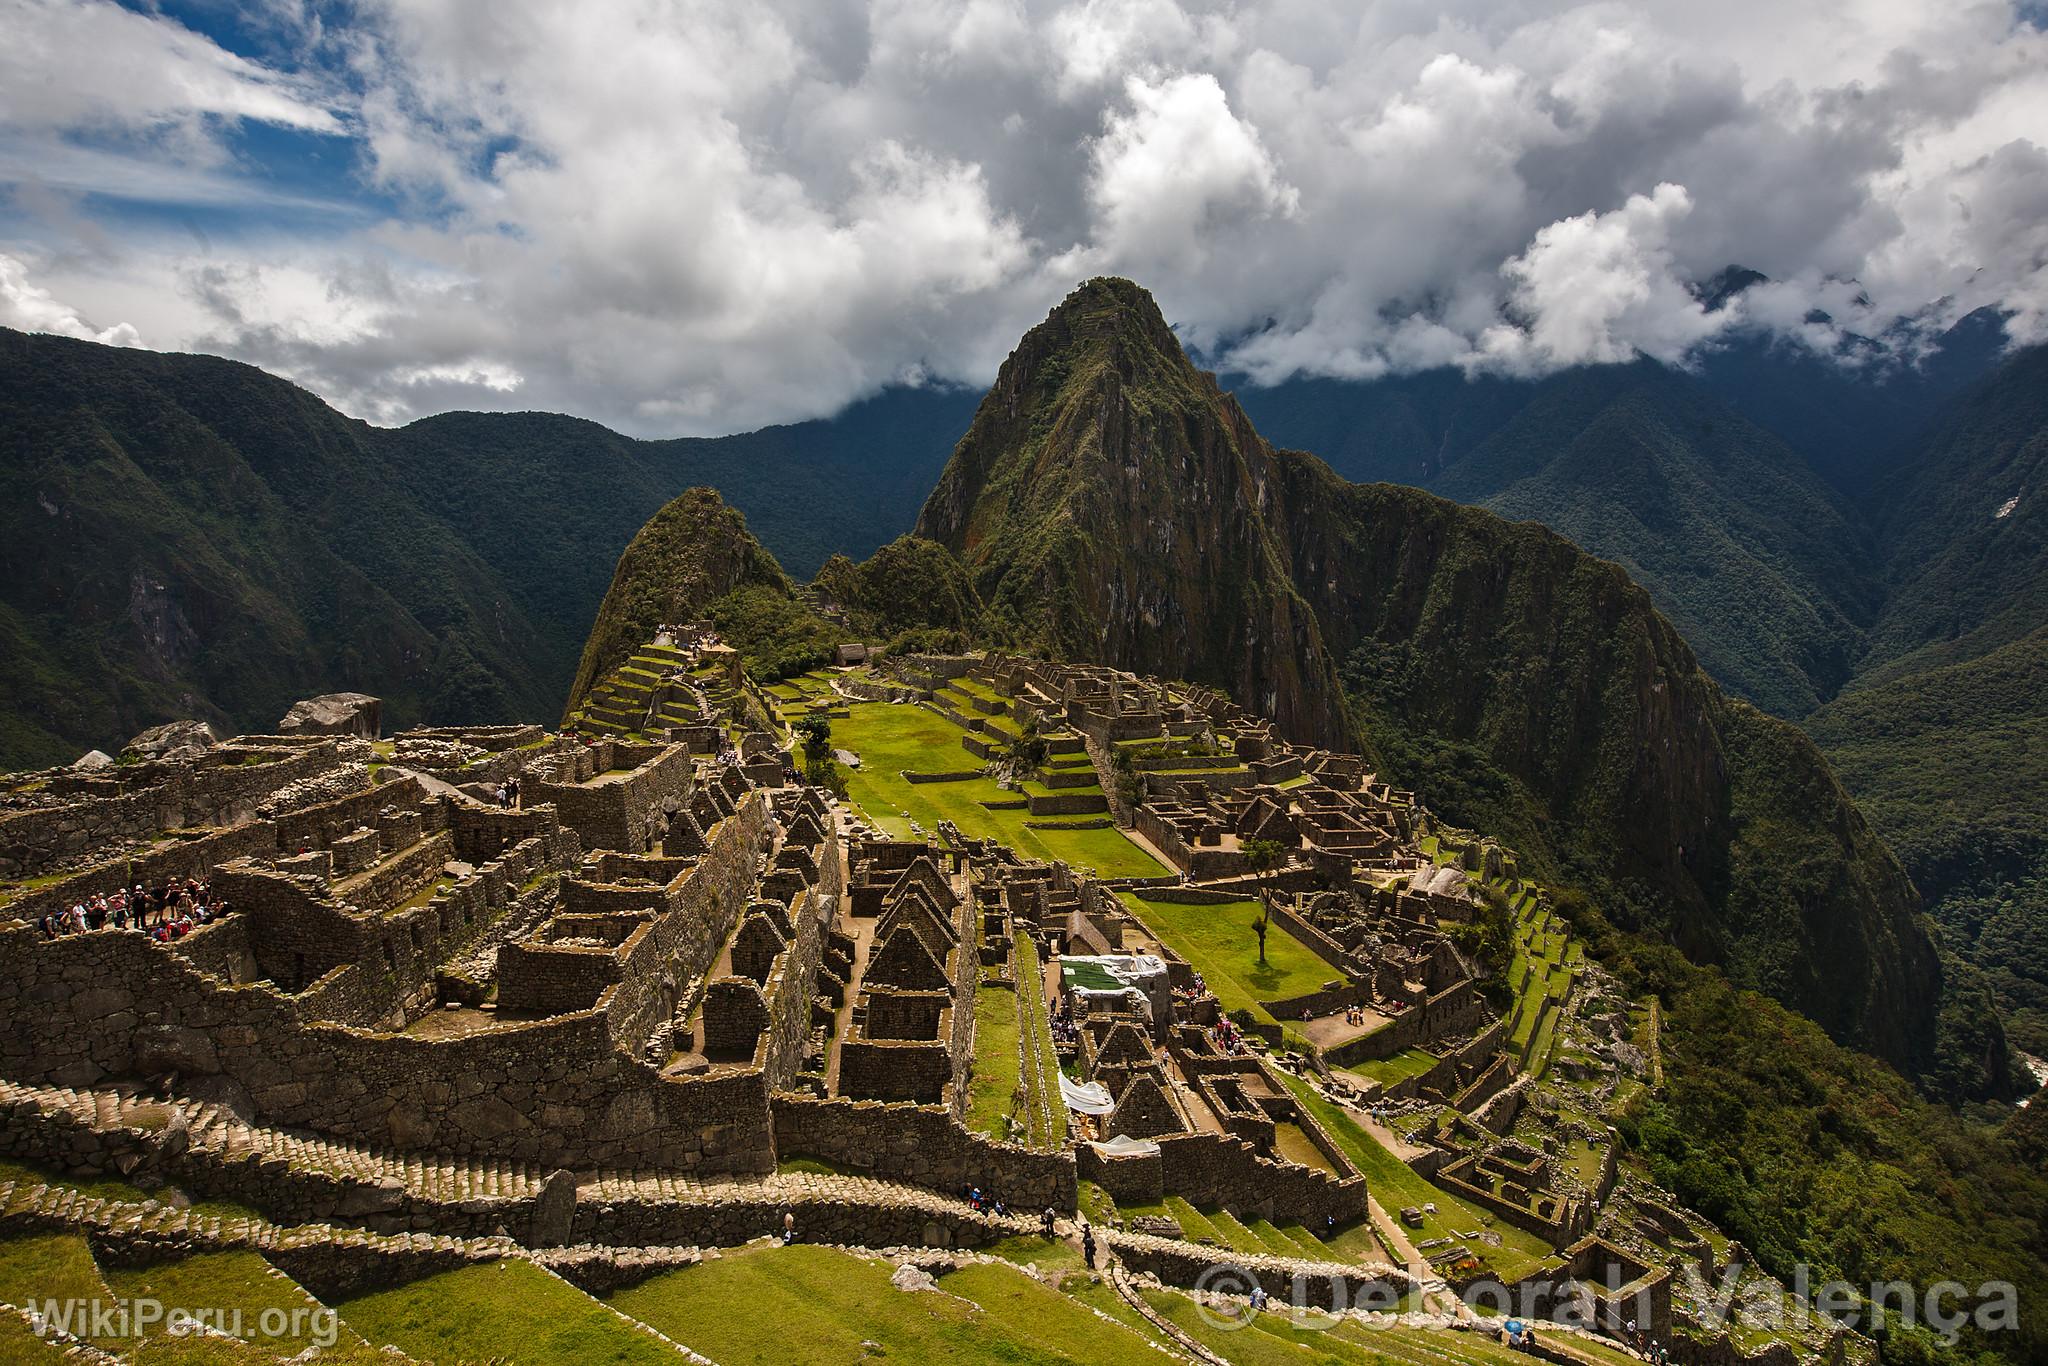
[1060,953,1167,990]
[1058,1074,1115,1115]
[1088,1134,1162,1158]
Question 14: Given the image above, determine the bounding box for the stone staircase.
[0,1173,522,1266]
[0,1078,1043,1245]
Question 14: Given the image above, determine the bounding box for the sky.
[1,0,2044,436]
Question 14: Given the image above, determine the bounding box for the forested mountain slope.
[0,327,972,765]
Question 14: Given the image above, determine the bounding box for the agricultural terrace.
[827,700,1168,878]
[1272,1074,1554,1282]
[605,1242,1167,1365]
[1089,1185,1387,1264]
[1116,891,1339,1024]
[1505,882,1581,1077]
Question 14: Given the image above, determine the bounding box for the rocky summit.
[0,282,2040,1366]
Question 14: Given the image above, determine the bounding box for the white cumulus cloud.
[0,251,138,345]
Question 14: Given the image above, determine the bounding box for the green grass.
[1015,934,1069,1147]
[965,983,1025,1141]
[1273,1121,1338,1173]
[1117,893,1339,1023]
[0,1311,75,1359]
[982,1234,1085,1279]
[1271,1074,1551,1280]
[606,1243,1153,1365]
[832,702,1166,877]
[0,1233,113,1322]
[0,1159,155,1205]
[1342,1048,1440,1089]
[336,1259,679,1364]
[101,1251,347,1353]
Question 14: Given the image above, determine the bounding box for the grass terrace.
[1343,1047,1441,1090]
[831,702,1166,877]
[1116,892,1337,1024]
[1273,1073,1553,1281]
[336,1259,678,1365]
[605,1243,1158,1365]
[102,1251,351,1354]
[964,982,1024,1140]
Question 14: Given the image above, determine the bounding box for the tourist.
[1080,1222,1096,1269]
[1249,1284,1268,1312]
[782,1210,796,1244]
[1041,1207,1056,1239]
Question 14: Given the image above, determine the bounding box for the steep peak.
[564,486,793,717]
[990,277,1214,416]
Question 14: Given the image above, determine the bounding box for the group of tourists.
[1050,1001,1083,1050]
[1626,1320,1668,1365]
[1210,1016,1249,1054]
[35,875,230,942]
[1339,1003,1369,1027]
[491,776,521,807]
[962,1186,1010,1218]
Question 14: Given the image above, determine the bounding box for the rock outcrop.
[278,692,382,740]
[122,719,217,763]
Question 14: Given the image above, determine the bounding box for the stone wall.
[0,742,345,879]
[1326,979,1486,1067]
[1150,1131,1368,1227]
[1103,1229,1410,1311]
[532,743,693,855]
[837,1039,953,1102]
[0,916,776,1173]
[599,792,771,1051]
[771,1095,1076,1210]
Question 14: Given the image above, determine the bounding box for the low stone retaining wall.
[1104,1228,1411,1310]
[771,1095,1075,1211]
[1026,790,1109,816]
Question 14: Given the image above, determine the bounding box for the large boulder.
[121,720,216,764]
[278,693,382,740]
[72,749,114,771]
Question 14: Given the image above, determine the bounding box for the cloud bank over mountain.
[1,0,2044,433]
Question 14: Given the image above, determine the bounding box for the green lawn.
[102,1251,350,1353]
[1343,1048,1440,1089]
[832,703,1166,877]
[606,1243,1156,1365]
[965,983,1025,1141]
[1272,1075,1552,1280]
[336,1259,679,1364]
[1117,893,1340,1022]
[1147,1287,1539,1366]
[0,1233,113,1325]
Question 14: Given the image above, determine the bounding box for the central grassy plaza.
[826,700,1169,878]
